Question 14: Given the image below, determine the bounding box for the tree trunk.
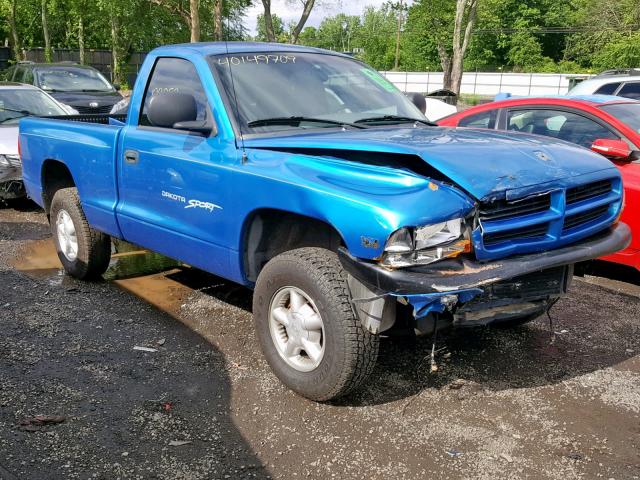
[449,0,478,94]
[8,0,23,61]
[110,16,121,84]
[393,0,403,69]
[190,0,200,42]
[437,44,453,90]
[290,0,315,44]
[261,0,276,42]
[78,15,85,64]
[42,0,52,62]
[214,0,223,41]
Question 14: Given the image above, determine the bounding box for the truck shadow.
[1,263,269,477]
[9,228,639,411]
[110,260,640,408]
[165,266,640,408]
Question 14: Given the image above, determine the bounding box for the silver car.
[568,69,640,99]
[0,82,70,200]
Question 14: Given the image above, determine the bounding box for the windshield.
[0,89,67,125]
[599,103,640,134]
[210,52,426,134]
[36,66,114,92]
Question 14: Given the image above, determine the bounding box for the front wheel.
[253,247,379,401]
[50,187,111,280]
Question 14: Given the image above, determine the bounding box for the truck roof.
[151,41,349,58]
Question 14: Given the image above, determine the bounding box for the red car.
[439,95,640,270]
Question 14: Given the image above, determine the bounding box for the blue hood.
[243,127,618,201]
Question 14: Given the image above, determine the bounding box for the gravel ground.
[1,200,639,480]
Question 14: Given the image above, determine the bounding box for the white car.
[568,70,640,99]
[0,82,70,200]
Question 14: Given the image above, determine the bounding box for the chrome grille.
[563,204,610,232]
[474,178,621,261]
[479,194,551,221]
[74,104,113,114]
[566,179,612,204]
[483,222,549,246]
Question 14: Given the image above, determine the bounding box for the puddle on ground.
[10,238,249,330]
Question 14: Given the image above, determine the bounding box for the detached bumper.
[339,223,631,296]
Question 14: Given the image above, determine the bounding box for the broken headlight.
[380,218,471,268]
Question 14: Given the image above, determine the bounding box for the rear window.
[599,103,640,133]
[594,82,621,95]
[617,82,640,100]
[458,110,497,129]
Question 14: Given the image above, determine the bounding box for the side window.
[617,82,640,100]
[458,110,496,129]
[139,57,209,128]
[594,82,621,95]
[507,109,618,148]
[11,67,23,82]
[22,68,34,84]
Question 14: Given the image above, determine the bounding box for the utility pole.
[394,0,404,70]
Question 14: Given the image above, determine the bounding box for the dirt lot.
[1,200,639,480]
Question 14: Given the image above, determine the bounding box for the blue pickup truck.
[19,43,630,401]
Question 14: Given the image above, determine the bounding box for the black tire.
[253,247,379,401]
[50,187,111,280]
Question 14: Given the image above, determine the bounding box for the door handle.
[124,149,139,164]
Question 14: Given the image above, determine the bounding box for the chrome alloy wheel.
[56,209,78,261]
[268,286,325,372]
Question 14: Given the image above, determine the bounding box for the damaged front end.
[340,222,631,335]
[0,154,25,200]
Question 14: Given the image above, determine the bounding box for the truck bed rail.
[46,114,127,125]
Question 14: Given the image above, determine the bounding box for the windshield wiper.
[80,89,112,92]
[355,115,436,126]
[247,116,366,129]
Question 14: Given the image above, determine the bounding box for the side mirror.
[409,92,427,115]
[591,138,632,160]
[173,120,213,136]
[113,83,121,91]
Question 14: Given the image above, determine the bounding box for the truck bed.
[19,115,125,238]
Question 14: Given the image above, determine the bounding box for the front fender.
[236,149,475,259]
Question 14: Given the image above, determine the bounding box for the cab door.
[116,56,237,278]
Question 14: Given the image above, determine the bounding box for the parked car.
[438,95,640,270]
[0,82,69,200]
[3,61,123,114]
[19,44,630,400]
[568,69,640,99]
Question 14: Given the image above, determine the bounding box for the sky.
[244,0,413,36]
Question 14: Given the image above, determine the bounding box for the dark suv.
[3,61,123,114]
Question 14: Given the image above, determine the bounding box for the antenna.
[224,19,247,164]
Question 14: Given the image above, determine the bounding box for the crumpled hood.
[243,126,618,200]
[0,125,18,156]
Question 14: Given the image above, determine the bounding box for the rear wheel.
[50,187,111,280]
[253,247,379,401]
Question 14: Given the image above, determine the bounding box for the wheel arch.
[41,159,76,214]
[241,208,346,283]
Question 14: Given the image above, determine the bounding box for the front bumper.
[0,161,24,199]
[339,223,631,296]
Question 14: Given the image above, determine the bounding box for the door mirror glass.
[173,119,213,136]
[591,138,632,160]
[147,92,198,129]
